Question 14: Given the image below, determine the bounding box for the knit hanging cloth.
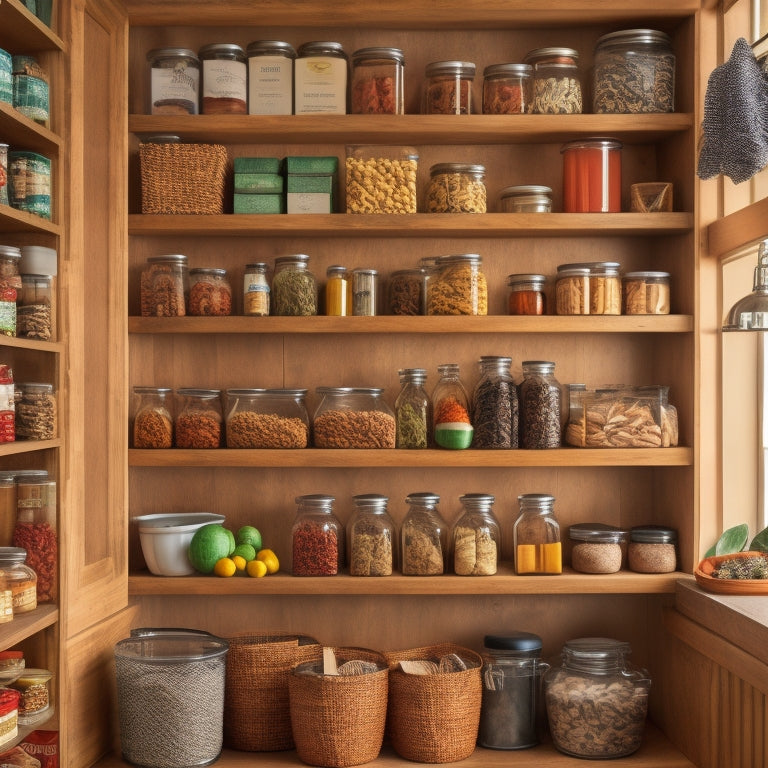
[697,37,768,184]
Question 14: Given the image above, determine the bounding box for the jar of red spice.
[561,138,622,213]
[291,494,344,576]
[188,268,232,316]
[351,47,404,114]
[432,363,473,449]
[174,388,222,448]
[482,63,533,114]
[507,274,547,315]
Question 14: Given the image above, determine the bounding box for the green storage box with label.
[234,193,285,214]
[234,173,284,195]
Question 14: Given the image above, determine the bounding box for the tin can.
[351,46,404,114]
[561,138,622,213]
[199,43,247,114]
[146,48,199,115]
[247,40,295,115]
[294,42,348,115]
[243,262,270,316]
[500,185,552,213]
[482,63,533,114]
[423,60,476,114]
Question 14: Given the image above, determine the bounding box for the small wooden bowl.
[695,551,768,594]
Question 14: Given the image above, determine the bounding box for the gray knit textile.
[697,37,768,184]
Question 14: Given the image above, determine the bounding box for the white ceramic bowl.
[133,512,225,576]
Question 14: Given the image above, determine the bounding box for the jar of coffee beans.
[519,360,562,449]
[471,356,518,449]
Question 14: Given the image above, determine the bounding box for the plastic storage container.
[174,388,223,448]
[345,145,418,214]
[225,388,309,448]
[247,40,295,115]
[312,387,396,448]
[294,41,348,114]
[482,63,533,114]
[561,138,622,213]
[514,493,562,574]
[524,47,582,114]
[291,494,344,575]
[271,254,317,316]
[395,367,430,449]
[140,254,188,317]
[351,46,405,114]
[401,492,447,575]
[427,253,488,316]
[452,493,500,575]
[622,270,671,314]
[519,361,562,449]
[0,547,36,613]
[507,273,546,315]
[132,386,173,448]
[423,60,476,114]
[199,43,247,114]
[348,493,395,576]
[432,362,473,449]
[147,48,199,114]
[471,355,519,449]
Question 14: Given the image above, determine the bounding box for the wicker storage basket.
[224,633,322,752]
[384,642,483,763]
[139,141,229,214]
[289,647,389,768]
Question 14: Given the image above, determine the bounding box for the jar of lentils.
[519,361,562,449]
[271,254,317,316]
[427,253,488,316]
[292,494,343,576]
[425,163,487,213]
[482,63,533,114]
[188,268,232,316]
[423,60,476,114]
[225,388,309,448]
[524,47,582,114]
[174,388,222,448]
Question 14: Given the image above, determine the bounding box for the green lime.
[236,525,262,551]
[188,524,235,574]
[232,543,256,562]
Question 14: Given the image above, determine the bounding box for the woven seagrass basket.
[139,141,228,214]
[384,642,483,763]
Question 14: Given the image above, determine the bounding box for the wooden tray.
[695,551,768,594]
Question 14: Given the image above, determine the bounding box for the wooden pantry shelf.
[0,205,59,235]
[0,101,62,157]
[0,603,58,651]
[0,0,63,52]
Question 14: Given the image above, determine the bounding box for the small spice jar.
[291,494,343,576]
[427,253,488,316]
[147,48,199,115]
[471,356,519,449]
[0,547,36,614]
[15,382,56,441]
[425,163,487,213]
[555,265,590,315]
[423,60,476,114]
[453,493,500,575]
[198,43,247,114]
[18,273,53,340]
[628,525,677,573]
[243,262,270,317]
[561,138,622,213]
[247,40,296,115]
[225,388,309,448]
[519,361,562,449]
[622,271,671,314]
[395,367,430,449]
[524,47,582,114]
[132,386,173,448]
[188,268,232,316]
[140,254,189,317]
[507,274,547,315]
[324,265,350,316]
[482,63,533,114]
[401,492,447,575]
[351,267,379,316]
[348,493,395,576]
[294,41,348,115]
[312,387,396,449]
[271,254,317,316]
[10,668,52,725]
[514,493,562,574]
[351,46,405,114]
[432,362,473,449]
[587,261,622,315]
[174,388,222,449]
[569,524,626,574]
[499,185,553,213]
[387,268,426,316]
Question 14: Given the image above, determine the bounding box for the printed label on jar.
[244,283,270,315]
[249,55,293,114]
[294,57,347,114]
[151,65,199,115]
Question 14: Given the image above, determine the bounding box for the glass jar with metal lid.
[312,387,396,448]
[225,388,309,448]
[507,273,546,315]
[432,362,473,449]
[561,138,622,213]
[15,382,56,441]
[524,47,582,114]
[294,41,348,115]
[388,268,427,316]
[0,547,36,614]
[622,270,671,314]
[472,356,518,449]
[188,268,232,317]
[292,494,343,575]
[174,388,222,449]
[271,254,317,316]
[198,43,247,114]
[401,492,447,575]
[140,254,188,317]
[351,47,404,114]
[593,29,675,114]
[351,267,379,316]
[425,163,487,213]
[324,265,350,316]
[555,265,590,315]
[519,360,562,449]
[564,383,588,446]
[395,367,430,449]
[18,273,53,341]
[499,185,552,213]
[569,524,626,574]
[586,261,621,315]
[146,48,199,115]
[453,493,500,575]
[243,262,270,317]
[627,525,677,573]
[427,253,488,316]
[132,386,173,448]
[482,63,533,114]
[514,493,562,574]
[423,60,476,114]
[348,493,395,576]
[246,40,296,115]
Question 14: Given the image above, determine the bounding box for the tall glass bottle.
[452,493,500,575]
[348,493,395,576]
[513,493,562,575]
[401,492,447,575]
[395,368,430,449]
[472,355,519,449]
[519,360,562,449]
[432,363,473,449]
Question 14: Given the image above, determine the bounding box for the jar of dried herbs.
[513,493,562,574]
[452,493,500,575]
[395,367,430,449]
[519,361,562,449]
[432,363,473,449]
[291,494,343,576]
[174,388,222,449]
[401,492,446,575]
[524,47,582,114]
[271,254,317,316]
[471,355,519,449]
[348,493,395,576]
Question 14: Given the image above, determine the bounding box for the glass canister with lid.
[174,388,223,449]
[452,493,500,575]
[627,525,677,573]
[0,547,36,614]
[423,60,476,114]
[291,494,343,576]
[198,43,248,114]
[561,138,622,213]
[246,40,296,115]
[395,367,430,449]
[243,262,270,317]
[351,267,379,316]
[18,273,53,340]
[147,48,199,115]
[519,361,562,449]
[140,254,188,317]
[271,254,317,316]
[294,41,348,115]
[555,265,590,315]
[622,271,671,314]
[425,163,487,213]
[432,362,473,449]
[587,261,622,315]
[471,355,519,449]
[324,265,350,316]
[569,523,626,574]
[499,185,552,213]
[482,63,533,114]
[524,47,582,114]
[188,268,232,316]
[312,387,396,448]
[350,46,405,114]
[15,382,56,441]
[507,274,546,316]
[348,493,395,576]
[401,492,447,575]
[513,493,562,574]
[225,388,309,448]
[132,386,173,448]
[388,268,427,316]
[427,253,488,316]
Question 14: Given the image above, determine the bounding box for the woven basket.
[289,647,389,768]
[384,642,483,763]
[139,141,229,214]
[223,633,322,752]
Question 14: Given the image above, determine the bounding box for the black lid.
[484,631,542,653]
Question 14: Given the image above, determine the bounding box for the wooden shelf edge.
[0,101,62,156]
[0,336,63,353]
[0,438,61,457]
[0,0,64,52]
[0,205,59,235]
[0,603,58,651]
[708,197,768,260]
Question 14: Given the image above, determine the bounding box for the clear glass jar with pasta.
[425,163,486,213]
[427,253,487,316]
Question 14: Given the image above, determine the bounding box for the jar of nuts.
[225,388,309,449]
[425,163,487,213]
[132,386,173,448]
[345,145,418,214]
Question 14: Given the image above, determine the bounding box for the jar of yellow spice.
[514,493,562,575]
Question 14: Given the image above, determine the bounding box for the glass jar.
[351,46,404,114]
[147,47,199,115]
[628,525,677,573]
[561,138,622,213]
[0,245,20,337]
[524,47,582,114]
[17,273,52,340]
[432,362,473,450]
[544,638,651,758]
[345,144,419,214]
[348,493,395,576]
[312,387,396,448]
[140,254,188,317]
[174,388,222,449]
[10,668,52,725]
[387,268,426,316]
[507,273,546,316]
[243,262,270,317]
[8,150,51,220]
[198,43,247,114]
[0,144,8,206]
[513,493,562,574]
[291,494,343,576]
[0,366,13,444]
[519,361,562,449]
[472,355,519,449]
[395,368,430,449]
[0,547,36,614]
[479,632,547,749]
[423,60,476,114]
[132,386,173,448]
[188,268,232,316]
[225,388,309,448]
[587,261,621,315]
[499,185,552,213]
[569,524,626,574]
[593,29,675,114]
[15,382,56,441]
[622,271,671,314]
[0,651,24,686]
[0,474,15,548]
[247,40,295,116]
[425,163,486,214]
[427,253,488,316]
[401,492,447,575]
[658,385,679,447]
[294,41,348,115]
[555,265,590,315]
[482,63,533,114]
[324,265,350,316]
[271,254,317,316]
[453,493,500,575]
[563,383,587,446]
[351,267,379,316]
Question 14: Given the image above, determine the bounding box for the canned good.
[174,388,223,449]
[499,185,552,213]
[15,382,56,441]
[507,273,546,315]
[247,40,295,115]
[561,138,622,213]
[8,151,51,220]
[243,262,270,316]
[199,43,247,114]
[188,268,232,316]
[147,48,199,115]
[482,63,533,114]
[427,253,488,316]
[312,387,396,449]
[388,268,426,316]
[425,163,486,213]
[423,60,476,114]
[132,386,173,448]
[140,254,188,317]
[294,41,348,115]
[524,47,582,114]
[346,145,418,214]
[225,388,309,448]
[622,271,671,314]
[351,267,379,316]
[271,254,317,316]
[351,47,404,114]
[0,547,36,614]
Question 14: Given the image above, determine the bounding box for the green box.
[233,193,285,214]
[234,173,284,194]
[286,175,334,194]
[233,156,283,174]
[285,156,339,175]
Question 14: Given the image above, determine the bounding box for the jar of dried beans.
[627,525,677,573]
[140,254,188,317]
[453,493,500,576]
[432,362,473,449]
[0,547,36,614]
[291,494,343,576]
[225,388,309,448]
[427,253,488,316]
[544,638,650,758]
[425,163,487,213]
[188,268,232,316]
[312,387,396,449]
[174,388,222,448]
[401,492,447,575]
[271,254,317,316]
[524,47,582,114]
[513,493,562,574]
[395,367,430,449]
[423,60,476,114]
[387,268,426,316]
[499,185,552,213]
[348,493,395,576]
[622,270,670,314]
[132,386,173,448]
[14,382,56,441]
[507,273,546,316]
[519,361,562,449]
[472,355,519,449]
[351,47,404,114]
[482,63,533,114]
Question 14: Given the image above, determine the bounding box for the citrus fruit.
[256,548,280,574]
[232,543,256,562]
[188,524,235,574]
[232,554,247,573]
[236,525,262,551]
[213,557,237,577]
[246,559,268,578]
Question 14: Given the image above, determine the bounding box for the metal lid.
[246,40,296,58]
[315,386,384,396]
[459,492,495,507]
[133,385,172,394]
[569,523,627,543]
[147,48,198,62]
[435,253,482,266]
[524,47,579,63]
[506,273,546,286]
[405,491,440,505]
[295,493,335,505]
[142,135,182,144]
[429,162,486,177]
[0,547,27,565]
[595,29,673,50]
[630,525,677,544]
[517,492,555,508]
[522,360,555,372]
[483,62,533,78]
[623,271,671,280]
[274,253,310,266]
[352,46,404,65]
[263,388,308,398]
[351,267,378,276]
[198,43,246,60]
[189,268,228,277]
[175,388,221,398]
[561,137,622,152]
[326,265,348,276]
[425,60,476,77]
[484,631,542,653]
[0,246,21,260]
[147,254,187,264]
[297,41,347,58]
[245,262,269,270]
[500,185,552,198]
[352,493,389,506]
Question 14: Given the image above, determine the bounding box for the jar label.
[151,64,199,115]
[248,55,293,115]
[294,57,347,114]
[202,59,247,102]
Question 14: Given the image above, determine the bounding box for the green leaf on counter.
[749,525,768,553]
[706,523,750,557]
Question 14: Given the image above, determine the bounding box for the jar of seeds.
[471,355,519,449]
[452,493,500,576]
[519,361,562,449]
[271,254,317,316]
[401,492,447,575]
[524,47,582,114]
[14,383,56,441]
[348,493,395,576]
[395,368,430,449]
[174,388,222,448]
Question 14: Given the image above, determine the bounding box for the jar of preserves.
[174,388,222,449]
[294,41,348,115]
[524,47,582,114]
[622,270,671,314]
[482,63,533,114]
[401,492,447,575]
[427,253,488,316]
[348,493,395,576]
[140,254,188,317]
[593,29,675,114]
[513,493,562,574]
[247,40,295,116]
[351,267,379,316]
[17,273,52,340]
[291,494,343,576]
[271,254,317,316]
[555,265,589,315]
[198,43,247,114]
[587,261,621,315]
[425,163,487,213]
[225,388,309,448]
[15,382,56,441]
[472,355,519,449]
[423,60,476,114]
[387,268,426,316]
[569,524,626,574]
[188,268,232,317]
[507,274,546,316]
[351,46,404,114]
[453,493,500,575]
[312,387,396,449]
[147,48,199,115]
[432,363,473,449]
[0,547,36,614]
[544,638,650,758]
[519,361,562,449]
[628,525,677,573]
[499,185,552,213]
[561,138,622,213]
[395,367,430,449]
[324,265,350,316]
[243,262,270,317]
[132,386,173,448]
